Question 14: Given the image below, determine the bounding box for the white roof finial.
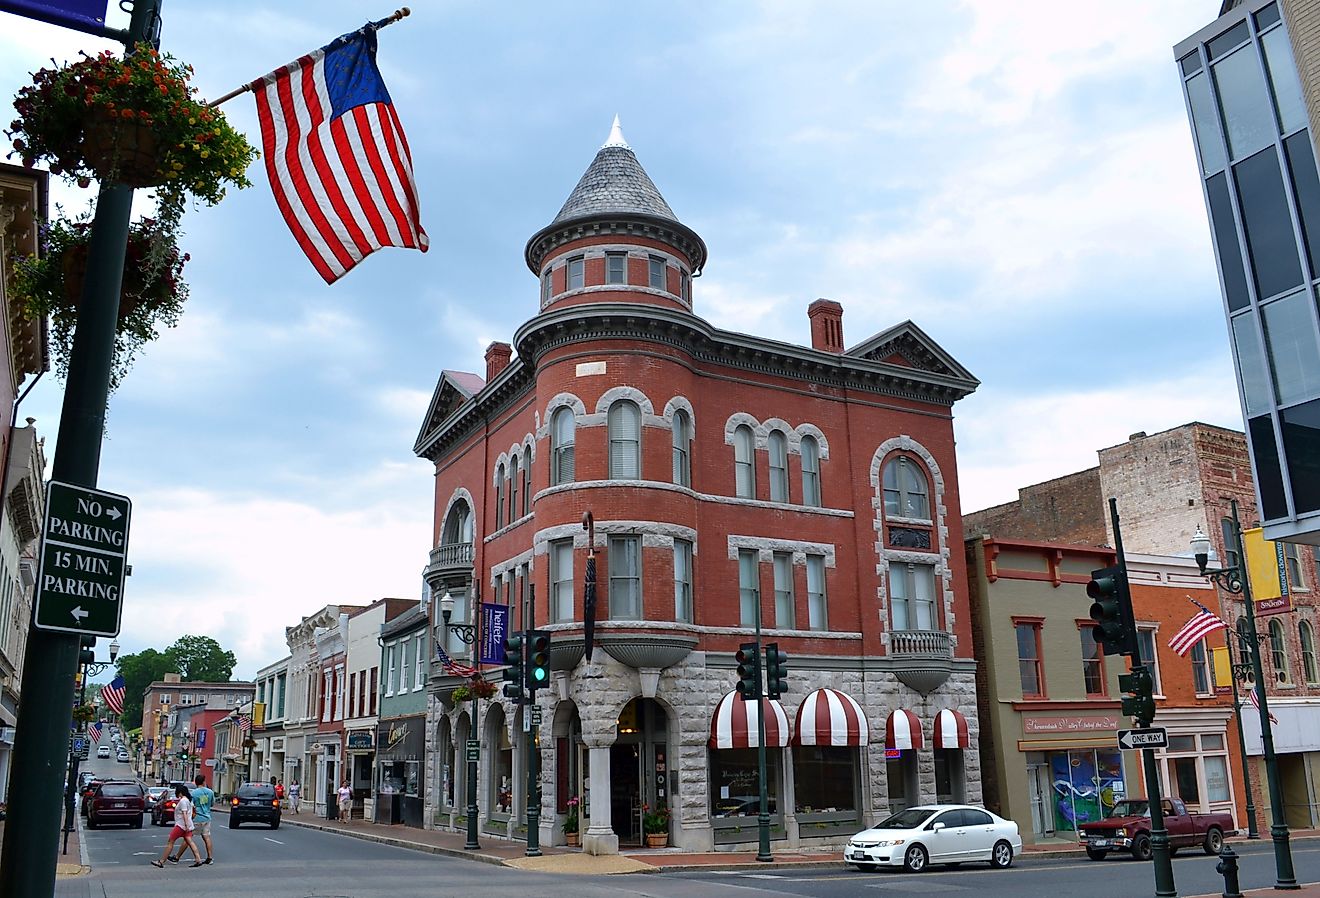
[603,114,629,149]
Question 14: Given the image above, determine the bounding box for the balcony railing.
[888,628,954,659]
[428,541,474,569]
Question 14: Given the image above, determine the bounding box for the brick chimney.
[808,299,844,353]
[485,341,513,381]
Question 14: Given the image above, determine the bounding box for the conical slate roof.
[550,119,677,225]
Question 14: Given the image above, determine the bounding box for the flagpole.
[205,7,412,108]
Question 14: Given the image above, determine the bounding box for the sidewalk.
[0,813,90,877]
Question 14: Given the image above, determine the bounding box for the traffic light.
[525,630,551,692]
[1119,666,1156,726]
[502,631,525,702]
[735,642,761,701]
[79,634,96,667]
[764,642,789,699]
[1088,565,1136,656]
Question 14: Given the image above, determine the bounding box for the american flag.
[89,721,102,743]
[1247,685,1280,725]
[436,645,478,679]
[1168,608,1227,656]
[237,715,252,733]
[100,675,125,716]
[251,23,428,284]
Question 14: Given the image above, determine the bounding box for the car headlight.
[1078,830,1087,838]
[1117,828,1126,837]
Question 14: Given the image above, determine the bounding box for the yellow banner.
[1243,527,1287,602]
[253,701,266,728]
[1212,646,1233,690]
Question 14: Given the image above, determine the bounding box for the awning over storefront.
[884,708,923,750]
[932,708,970,749]
[709,691,790,749]
[794,687,868,746]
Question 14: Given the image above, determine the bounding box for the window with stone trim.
[1301,619,1318,683]
[1270,618,1291,683]
[738,548,759,627]
[541,270,552,304]
[495,462,505,529]
[521,448,532,516]
[609,535,642,620]
[608,400,641,479]
[674,539,693,623]
[567,256,584,290]
[551,540,573,622]
[883,455,930,519]
[734,425,755,499]
[801,436,821,507]
[807,554,827,631]
[551,407,575,485]
[769,431,789,503]
[672,409,691,487]
[889,562,935,631]
[508,454,519,523]
[1079,623,1106,697]
[1015,620,1044,698]
[773,551,795,628]
[648,255,665,290]
[606,252,626,284]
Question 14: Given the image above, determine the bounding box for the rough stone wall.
[1282,0,1320,160]
[963,467,1105,545]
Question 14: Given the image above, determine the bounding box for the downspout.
[0,369,46,536]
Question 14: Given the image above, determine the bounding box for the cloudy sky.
[2,1,1241,679]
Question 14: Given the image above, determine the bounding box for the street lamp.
[1191,502,1298,890]
[439,589,481,851]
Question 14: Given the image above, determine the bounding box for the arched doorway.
[437,715,454,814]
[612,697,670,845]
[552,701,583,843]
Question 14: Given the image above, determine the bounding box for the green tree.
[164,634,237,683]
[114,648,177,728]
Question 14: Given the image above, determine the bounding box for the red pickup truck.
[1078,798,1234,860]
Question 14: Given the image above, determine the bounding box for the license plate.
[113,802,124,808]
[1091,839,1110,848]
[850,851,864,859]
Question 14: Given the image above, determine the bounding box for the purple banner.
[146,737,154,755]
[2,0,110,33]
[195,728,207,749]
[479,602,509,666]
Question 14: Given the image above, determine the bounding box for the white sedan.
[845,804,1022,872]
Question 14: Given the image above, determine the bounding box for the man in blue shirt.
[172,774,215,864]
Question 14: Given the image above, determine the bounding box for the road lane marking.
[265,837,284,844]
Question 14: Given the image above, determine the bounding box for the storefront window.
[1050,749,1123,831]
[792,747,857,815]
[1173,758,1201,803]
[934,748,966,804]
[710,748,780,818]
[1205,756,1231,802]
[491,721,513,817]
[379,761,405,794]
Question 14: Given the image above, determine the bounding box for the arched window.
[441,501,473,547]
[508,455,519,523]
[883,456,930,519]
[494,463,505,529]
[801,435,821,507]
[1270,618,1290,683]
[768,431,789,503]
[672,409,691,487]
[734,425,755,498]
[1301,620,1318,684]
[608,400,641,479]
[521,449,532,516]
[551,408,575,485]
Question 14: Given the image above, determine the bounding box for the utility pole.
[0,4,162,895]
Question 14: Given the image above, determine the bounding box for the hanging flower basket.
[450,677,497,702]
[81,106,162,188]
[8,206,189,391]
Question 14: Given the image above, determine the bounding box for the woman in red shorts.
[151,784,203,868]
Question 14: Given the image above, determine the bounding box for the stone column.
[583,743,618,855]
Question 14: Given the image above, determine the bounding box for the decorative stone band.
[932,708,970,749]
[884,708,924,750]
[794,687,868,747]
[708,691,790,749]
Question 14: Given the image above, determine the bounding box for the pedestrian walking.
[273,777,285,805]
[168,775,214,865]
[337,780,353,823]
[151,784,202,868]
[289,779,301,814]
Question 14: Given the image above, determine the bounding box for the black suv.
[229,782,280,829]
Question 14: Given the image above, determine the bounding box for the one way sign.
[1117,727,1168,750]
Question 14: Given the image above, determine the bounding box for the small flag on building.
[435,644,477,678]
[1169,608,1227,656]
[101,675,125,716]
[251,22,428,283]
[1246,685,1280,725]
[237,715,252,733]
[89,721,102,743]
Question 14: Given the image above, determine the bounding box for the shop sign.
[347,730,374,750]
[884,748,902,760]
[1257,595,1292,617]
[1023,715,1118,734]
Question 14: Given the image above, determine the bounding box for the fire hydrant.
[1216,845,1244,898]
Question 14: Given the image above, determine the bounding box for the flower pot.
[645,832,667,849]
[565,831,580,847]
[60,246,154,321]
[82,107,163,187]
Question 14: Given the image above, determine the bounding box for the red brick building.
[416,121,981,853]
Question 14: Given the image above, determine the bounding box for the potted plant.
[72,704,97,725]
[9,206,188,390]
[450,676,497,702]
[562,796,580,847]
[642,803,670,848]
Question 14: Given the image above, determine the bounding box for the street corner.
[502,853,657,875]
[55,863,89,878]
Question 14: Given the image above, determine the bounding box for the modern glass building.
[1176,0,1320,544]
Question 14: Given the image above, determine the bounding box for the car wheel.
[1085,848,1109,861]
[1169,846,1180,857]
[270,820,280,830]
[1131,834,1153,861]
[1203,827,1224,855]
[229,817,239,829]
[132,816,143,829]
[990,840,1014,869]
[87,816,97,829]
[902,843,928,873]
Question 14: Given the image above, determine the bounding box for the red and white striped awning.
[709,691,791,749]
[794,688,869,747]
[884,708,924,750]
[932,708,970,749]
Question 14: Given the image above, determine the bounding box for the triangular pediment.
[415,370,484,452]
[845,320,976,383]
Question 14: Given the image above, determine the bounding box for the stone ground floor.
[420,650,981,854]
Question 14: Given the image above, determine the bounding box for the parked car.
[144,786,170,816]
[1078,798,1234,860]
[79,779,105,816]
[845,805,1022,872]
[116,750,130,763]
[86,781,144,829]
[77,771,96,790]
[151,791,179,826]
[96,745,110,759]
[229,782,281,829]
